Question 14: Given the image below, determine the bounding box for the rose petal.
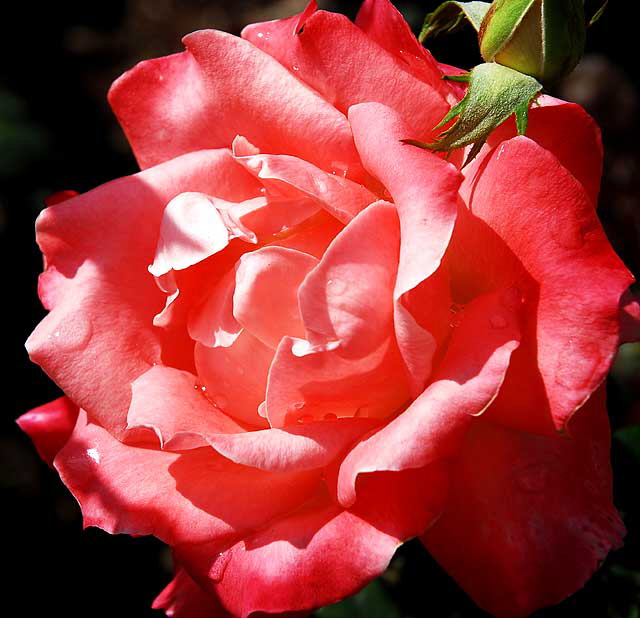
[188,267,242,349]
[298,200,399,356]
[355,0,446,96]
[17,397,79,467]
[153,567,233,618]
[480,96,604,207]
[55,411,319,546]
[619,289,640,344]
[26,149,247,438]
[205,418,379,473]
[126,365,245,449]
[109,32,362,177]
[242,8,449,141]
[235,153,376,223]
[194,333,273,428]
[266,335,409,428]
[349,102,462,392]
[337,286,522,507]
[462,135,633,432]
[233,246,318,349]
[148,192,239,278]
[178,464,447,618]
[421,387,625,618]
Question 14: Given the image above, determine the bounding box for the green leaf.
[419,1,491,42]
[588,0,608,26]
[615,426,640,465]
[403,62,542,166]
[315,579,400,618]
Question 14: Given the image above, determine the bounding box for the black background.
[2,1,639,616]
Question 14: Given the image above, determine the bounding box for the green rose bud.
[479,0,586,85]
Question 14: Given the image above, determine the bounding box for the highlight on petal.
[422,387,625,618]
[233,246,318,349]
[149,192,245,278]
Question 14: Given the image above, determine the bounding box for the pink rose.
[19,0,640,616]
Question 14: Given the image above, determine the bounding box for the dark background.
[2,1,639,616]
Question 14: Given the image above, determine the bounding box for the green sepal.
[419,1,491,42]
[403,63,542,166]
[589,0,608,26]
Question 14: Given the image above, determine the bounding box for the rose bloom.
[18,0,640,616]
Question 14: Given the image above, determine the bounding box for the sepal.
[403,63,542,166]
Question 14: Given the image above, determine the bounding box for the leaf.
[403,62,542,166]
[588,0,608,26]
[419,1,492,42]
[615,426,640,465]
[315,579,400,618]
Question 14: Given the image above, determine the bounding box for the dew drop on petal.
[209,551,232,582]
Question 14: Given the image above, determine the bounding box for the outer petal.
[421,387,625,618]
[619,289,640,344]
[242,9,449,140]
[355,0,448,97]
[17,397,79,467]
[481,96,604,207]
[177,465,448,618]
[153,567,233,618]
[54,411,320,546]
[26,150,248,438]
[338,286,521,507]
[349,103,462,392]
[110,31,362,176]
[463,136,632,432]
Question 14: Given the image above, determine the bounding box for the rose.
[18,0,639,616]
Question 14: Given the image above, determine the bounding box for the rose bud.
[479,0,586,85]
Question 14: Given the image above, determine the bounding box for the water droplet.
[47,318,93,352]
[259,187,267,194]
[496,145,506,161]
[550,220,587,250]
[257,401,268,418]
[490,313,507,329]
[516,463,549,492]
[323,413,337,421]
[86,448,100,464]
[292,65,300,72]
[327,278,346,295]
[213,395,228,409]
[330,161,349,178]
[209,551,231,582]
[501,285,522,309]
